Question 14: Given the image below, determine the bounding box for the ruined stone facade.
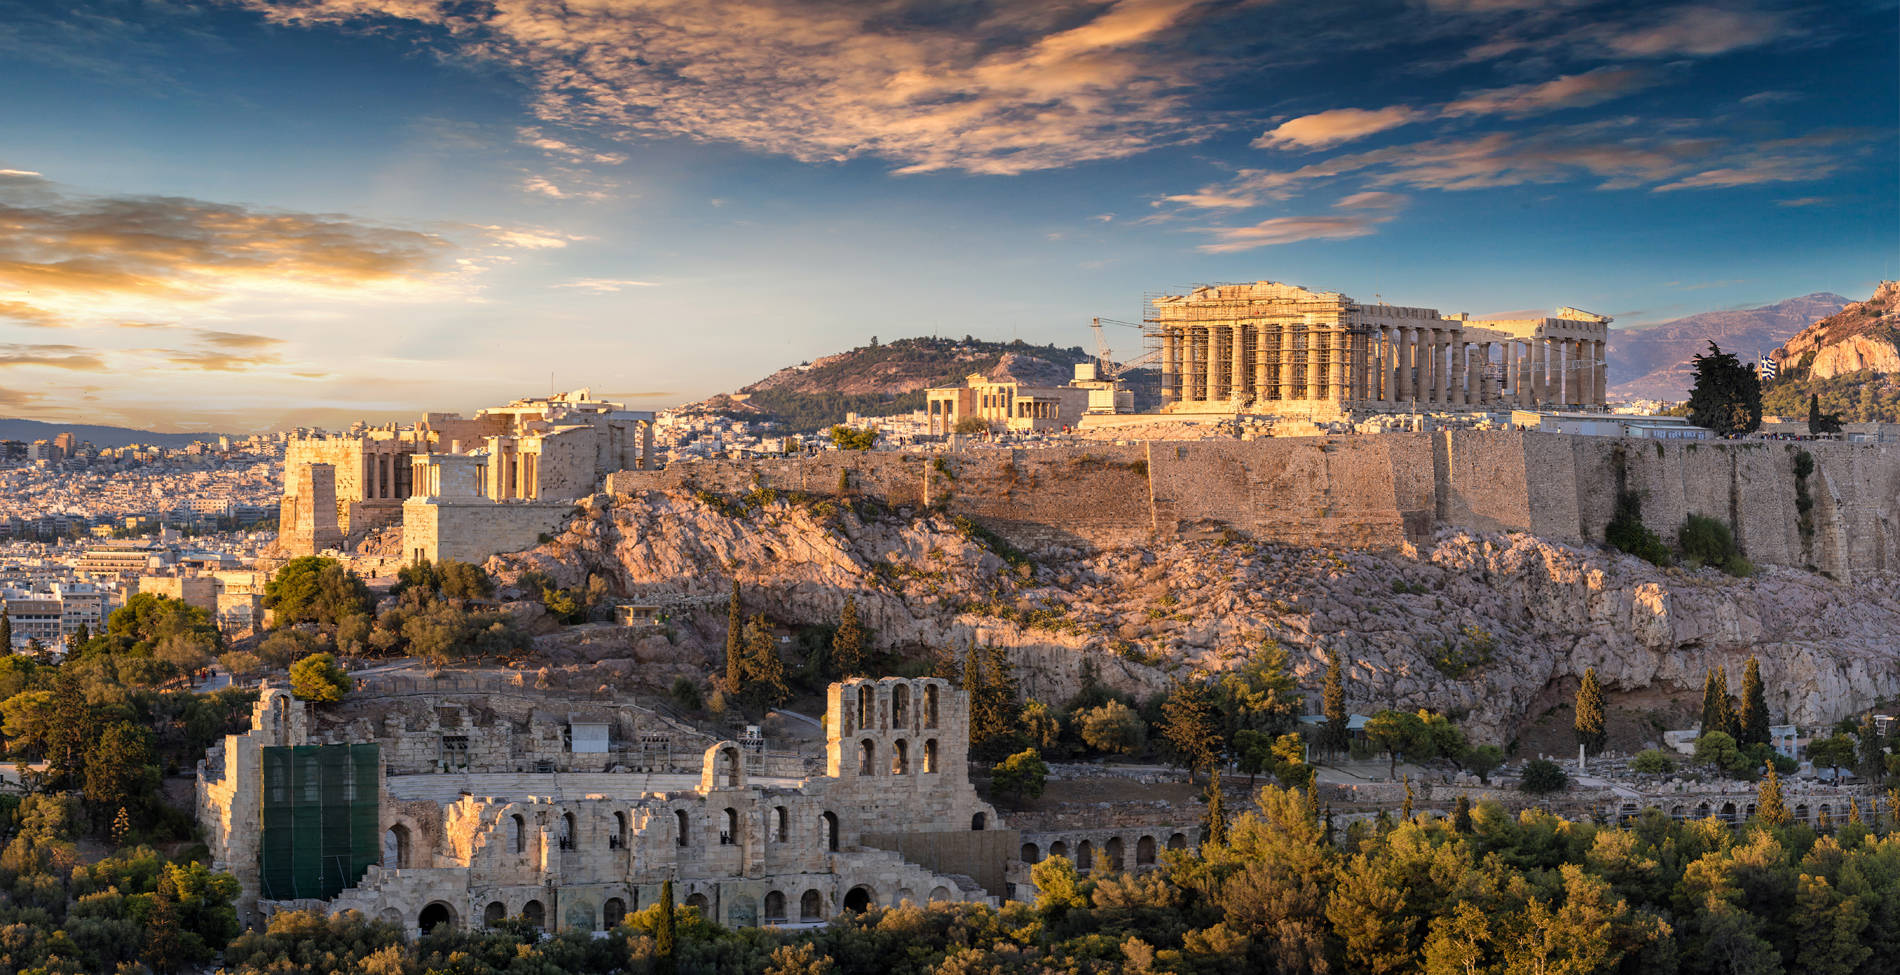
[925,364,1127,436]
[199,678,1010,937]
[278,390,656,561]
[1152,281,1611,416]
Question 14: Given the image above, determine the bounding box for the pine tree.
[967,643,1020,757]
[1161,681,1223,783]
[1203,768,1226,847]
[1452,794,1473,834]
[45,668,92,790]
[929,644,960,681]
[1320,647,1350,758]
[65,622,89,655]
[1700,666,1737,739]
[1737,656,1771,747]
[1860,712,1886,782]
[1757,766,1793,828]
[145,865,185,974]
[743,615,789,712]
[1574,667,1607,756]
[831,597,863,678]
[961,637,982,691]
[656,878,677,975]
[724,581,745,695]
[1687,342,1763,436]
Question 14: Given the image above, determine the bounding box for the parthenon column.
[1396,327,1414,403]
[1434,332,1451,406]
[1231,324,1248,402]
[1201,327,1218,402]
[1327,328,1347,402]
[1450,342,1467,407]
[1528,339,1545,407]
[1351,330,1369,404]
[1477,342,1494,404]
[1183,328,1201,402]
[1379,327,1395,405]
[1255,325,1272,401]
[1161,329,1179,406]
[1560,339,1576,407]
[1595,340,1609,406]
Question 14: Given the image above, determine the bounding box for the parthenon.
[1151,281,1611,415]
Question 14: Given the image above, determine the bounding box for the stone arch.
[379,907,403,928]
[1077,839,1094,872]
[892,738,910,775]
[1021,842,1040,864]
[702,741,746,789]
[843,885,874,913]
[859,739,876,776]
[522,899,546,929]
[927,886,952,903]
[923,739,938,773]
[613,810,628,849]
[676,808,690,846]
[926,685,939,727]
[1104,836,1125,871]
[896,887,916,906]
[972,811,986,831]
[774,805,789,842]
[1167,833,1186,851]
[483,901,506,927]
[1136,835,1156,866]
[1619,802,1638,822]
[685,892,710,912]
[603,897,627,929]
[859,686,875,730]
[823,810,839,851]
[511,814,527,854]
[722,807,739,845]
[1695,801,1711,819]
[561,811,577,850]
[383,824,411,869]
[800,888,824,920]
[1746,802,1758,818]
[1721,801,1737,823]
[1795,803,1811,823]
[1819,803,1833,826]
[419,901,456,934]
[1049,840,1069,859]
[764,890,787,923]
[1669,805,1686,820]
[893,683,911,727]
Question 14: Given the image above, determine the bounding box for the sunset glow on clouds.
[0,0,1892,428]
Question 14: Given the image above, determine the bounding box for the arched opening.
[892,738,909,775]
[419,901,455,934]
[893,684,910,726]
[613,811,628,849]
[383,824,411,869]
[676,808,690,846]
[1795,804,1810,823]
[1695,802,1711,819]
[1166,833,1186,851]
[925,685,939,727]
[511,814,527,854]
[1746,803,1758,818]
[1136,835,1156,866]
[764,890,787,923]
[1619,803,1637,823]
[1819,804,1833,828]
[1105,837,1124,871]
[923,739,938,773]
[722,807,739,845]
[859,687,875,730]
[1721,802,1737,823]
[560,812,576,850]
[843,886,873,913]
[896,887,916,906]
[800,889,824,921]
[685,892,710,912]
[1670,805,1686,821]
[1050,840,1069,859]
[927,886,951,903]
[521,900,545,930]
[774,806,789,843]
[1077,839,1094,872]
[859,739,876,775]
[972,812,986,831]
[603,897,626,928]
[722,746,741,787]
[483,901,506,928]
[822,811,839,852]
[1021,842,1040,864]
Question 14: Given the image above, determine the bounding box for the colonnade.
[364,450,413,500]
[1159,323,1609,410]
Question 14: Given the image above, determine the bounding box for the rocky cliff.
[1773,281,1900,380]
[490,489,1900,744]
[1605,292,1848,402]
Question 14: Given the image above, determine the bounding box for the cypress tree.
[1757,766,1792,828]
[656,877,677,975]
[1860,712,1886,782]
[1574,667,1607,756]
[145,866,184,974]
[961,637,982,691]
[1203,768,1226,847]
[1452,794,1473,834]
[1401,775,1414,821]
[1321,647,1349,758]
[831,597,863,678]
[1737,656,1771,747]
[0,611,10,651]
[1700,666,1737,739]
[724,581,745,695]
[744,615,789,713]
[1161,681,1223,783]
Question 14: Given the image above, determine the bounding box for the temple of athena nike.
[1151,281,1610,416]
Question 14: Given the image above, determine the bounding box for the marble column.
[1397,327,1414,403]
[1184,328,1201,402]
[1230,324,1248,401]
[1381,327,1396,405]
[1161,329,1179,406]
[1255,324,1272,401]
[1202,327,1219,402]
[1529,339,1545,407]
[1595,340,1609,406]
[1451,342,1467,407]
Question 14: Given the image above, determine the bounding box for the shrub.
[1075,700,1146,754]
[288,653,349,703]
[1605,489,1671,567]
[1519,758,1569,794]
[1631,748,1676,774]
[1679,514,1753,576]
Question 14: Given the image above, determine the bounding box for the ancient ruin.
[1151,281,1611,416]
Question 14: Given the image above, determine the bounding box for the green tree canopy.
[991,748,1047,803]
[1575,667,1607,756]
[1736,656,1771,747]
[264,557,372,627]
[1686,341,1763,435]
[288,652,350,703]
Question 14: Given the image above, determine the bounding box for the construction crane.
[1089,316,1159,378]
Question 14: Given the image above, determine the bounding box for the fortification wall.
[605,434,1900,579]
[405,499,578,565]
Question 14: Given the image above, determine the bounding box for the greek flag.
[1759,354,1778,379]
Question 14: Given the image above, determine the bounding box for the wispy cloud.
[1254,107,1423,151]
[554,278,660,293]
[1193,214,1392,252]
[1443,66,1655,118]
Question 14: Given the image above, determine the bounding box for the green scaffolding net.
[259,743,380,901]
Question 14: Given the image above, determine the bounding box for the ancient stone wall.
[404,498,578,565]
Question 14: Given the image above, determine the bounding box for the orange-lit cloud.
[1194,214,1392,252]
[1254,107,1424,151]
[1443,67,1655,118]
[242,0,1223,175]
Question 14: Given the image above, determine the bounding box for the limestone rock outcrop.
[490,489,1900,742]
[1774,280,1900,380]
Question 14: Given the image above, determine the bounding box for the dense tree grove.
[191,784,1900,975]
[1686,342,1763,436]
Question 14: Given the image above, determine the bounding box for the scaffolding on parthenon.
[1141,283,1378,407]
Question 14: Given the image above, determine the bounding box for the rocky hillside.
[489,488,1900,745]
[1771,281,1900,380]
[681,337,1094,431]
[1606,292,1849,402]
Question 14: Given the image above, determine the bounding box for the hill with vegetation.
[1763,282,1900,420]
[685,337,1097,431]
[1606,292,1849,402]
[0,418,226,448]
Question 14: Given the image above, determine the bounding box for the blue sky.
[0,0,1893,430]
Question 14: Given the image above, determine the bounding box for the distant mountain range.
[1607,292,1851,402]
[0,418,226,449]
